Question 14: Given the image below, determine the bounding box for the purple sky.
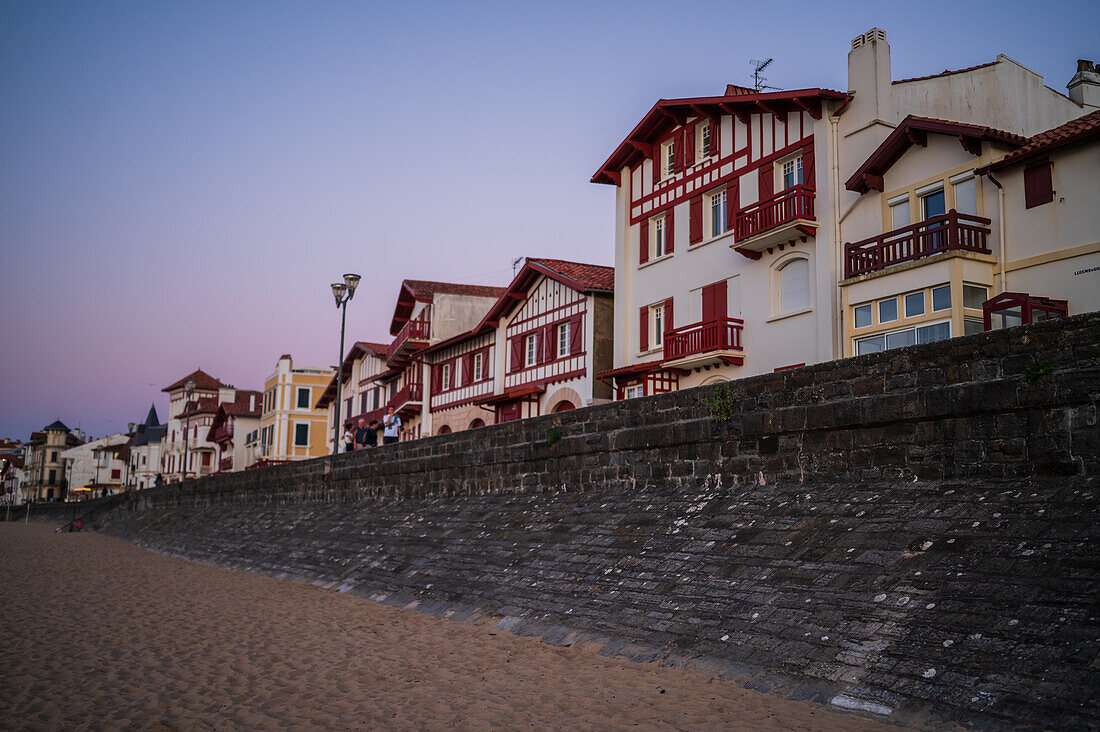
[1,0,1096,440]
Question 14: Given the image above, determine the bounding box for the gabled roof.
[162,369,224,393]
[592,87,851,185]
[977,110,1100,174]
[44,420,70,432]
[892,60,1000,85]
[846,115,1028,193]
[179,396,221,418]
[528,258,615,292]
[390,280,507,335]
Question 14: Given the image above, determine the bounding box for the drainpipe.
[829,112,845,357]
[981,170,1008,293]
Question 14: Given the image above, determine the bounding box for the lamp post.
[331,273,361,455]
[182,378,196,481]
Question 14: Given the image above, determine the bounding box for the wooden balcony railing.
[218,456,233,473]
[387,314,430,363]
[386,383,423,412]
[735,185,815,241]
[844,210,992,278]
[663,317,745,361]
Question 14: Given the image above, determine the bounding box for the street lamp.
[182,378,196,481]
[331,273,360,455]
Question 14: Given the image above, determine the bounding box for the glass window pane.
[854,304,872,328]
[878,298,898,323]
[916,322,951,344]
[856,335,885,355]
[954,176,977,216]
[963,285,987,309]
[932,285,951,311]
[904,292,925,317]
[922,189,946,219]
[993,308,1023,330]
[964,317,984,335]
[886,329,916,349]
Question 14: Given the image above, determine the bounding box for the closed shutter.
[710,118,721,156]
[653,153,661,184]
[703,280,728,321]
[664,297,674,334]
[432,364,442,392]
[639,219,649,264]
[726,179,739,232]
[542,325,555,362]
[685,125,696,168]
[666,207,675,253]
[1024,162,1054,209]
[673,135,683,173]
[510,337,523,372]
[759,163,774,201]
[689,195,703,244]
[462,354,473,385]
[802,144,816,190]
[482,347,492,379]
[639,307,649,352]
[569,314,583,354]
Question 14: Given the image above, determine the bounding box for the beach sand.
[0,523,903,730]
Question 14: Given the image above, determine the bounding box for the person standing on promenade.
[382,406,402,445]
[343,423,356,453]
[354,418,373,449]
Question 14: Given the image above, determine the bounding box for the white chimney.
[1068,59,1100,110]
[847,28,893,127]
[249,394,255,411]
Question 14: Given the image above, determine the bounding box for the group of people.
[343,405,402,452]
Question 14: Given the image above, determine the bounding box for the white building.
[161,369,239,482]
[60,433,129,500]
[127,404,167,491]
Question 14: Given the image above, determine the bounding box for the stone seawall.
[84,314,1099,728]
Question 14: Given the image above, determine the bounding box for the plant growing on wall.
[1024,359,1054,385]
[546,426,562,446]
[702,382,738,423]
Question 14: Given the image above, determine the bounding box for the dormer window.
[661,139,676,179]
[698,121,711,160]
[782,156,804,189]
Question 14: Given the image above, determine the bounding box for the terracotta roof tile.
[404,280,508,300]
[162,369,224,393]
[528,258,615,292]
[222,390,263,418]
[978,110,1100,173]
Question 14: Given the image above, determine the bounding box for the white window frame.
[697,120,711,161]
[557,321,571,358]
[707,188,727,239]
[296,387,311,410]
[625,384,643,400]
[853,303,873,328]
[931,284,952,312]
[473,352,484,381]
[441,363,451,391]
[774,256,812,317]
[950,172,978,217]
[781,155,804,190]
[293,422,309,447]
[653,215,667,258]
[962,284,988,310]
[878,297,899,324]
[918,183,946,220]
[525,334,538,367]
[651,304,665,348]
[661,139,675,178]
[854,319,952,355]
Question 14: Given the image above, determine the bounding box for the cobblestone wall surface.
[72,313,1100,728]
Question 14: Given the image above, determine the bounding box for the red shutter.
[639,307,649,352]
[673,135,683,172]
[653,153,661,184]
[726,179,739,232]
[569,314,583,354]
[665,207,674,253]
[483,347,492,380]
[510,337,523,372]
[689,195,703,244]
[759,163,774,201]
[462,354,473,385]
[685,125,696,168]
[702,280,727,321]
[664,297,674,334]
[432,364,442,392]
[1024,162,1054,209]
[710,118,720,156]
[542,325,555,362]
[802,144,816,190]
[639,219,649,264]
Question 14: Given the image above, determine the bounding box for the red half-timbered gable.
[429,332,495,412]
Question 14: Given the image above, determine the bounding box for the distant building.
[23,421,83,501]
[315,341,389,453]
[258,355,334,462]
[161,369,240,482]
[61,434,130,500]
[207,390,263,472]
[126,405,167,491]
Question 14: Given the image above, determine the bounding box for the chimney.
[847,27,893,126]
[249,393,256,411]
[1068,59,1100,110]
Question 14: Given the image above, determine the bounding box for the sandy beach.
[0,523,901,730]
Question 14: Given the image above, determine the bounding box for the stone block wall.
[87,313,1100,728]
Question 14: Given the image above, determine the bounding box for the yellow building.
[258,355,334,463]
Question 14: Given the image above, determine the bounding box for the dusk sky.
[1,0,1096,440]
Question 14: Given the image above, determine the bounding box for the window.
[1024,162,1054,208]
[654,216,666,258]
[878,298,898,323]
[49,469,56,483]
[855,321,951,355]
[651,304,665,347]
[111,469,120,480]
[782,156,804,189]
[889,195,911,229]
[964,317,984,335]
[921,187,946,219]
[952,173,977,216]
[932,285,951,311]
[904,291,925,317]
[854,304,873,328]
[661,139,675,178]
[474,352,484,381]
[294,423,309,447]
[709,189,727,238]
[698,120,711,159]
[50,451,57,462]
[963,285,987,309]
[625,385,643,399]
[558,321,571,358]
[297,388,310,409]
[442,363,451,391]
[777,258,811,315]
[525,334,538,367]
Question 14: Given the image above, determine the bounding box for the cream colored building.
[127,405,167,491]
[258,355,334,462]
[162,369,242,482]
[23,421,83,501]
[61,434,129,500]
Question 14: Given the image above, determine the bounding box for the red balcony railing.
[386,383,423,412]
[663,317,745,361]
[735,185,815,241]
[387,314,431,363]
[218,456,233,473]
[844,210,992,278]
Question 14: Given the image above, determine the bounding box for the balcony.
[386,383,423,416]
[663,317,745,369]
[218,456,233,473]
[844,210,992,279]
[732,185,816,257]
[387,314,430,365]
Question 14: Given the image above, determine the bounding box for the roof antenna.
[750,58,780,92]
[512,257,524,276]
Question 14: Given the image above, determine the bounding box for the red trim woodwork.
[843,210,992,278]
[734,185,815,241]
[689,195,703,243]
[663,317,745,361]
[1024,162,1054,209]
[639,307,649,352]
[639,219,649,264]
[982,291,1068,330]
[665,207,674,253]
[387,312,430,364]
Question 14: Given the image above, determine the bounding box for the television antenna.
[512,256,525,276]
[749,58,780,92]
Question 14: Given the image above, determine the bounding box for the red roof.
[528,258,614,292]
[179,396,220,418]
[846,115,1028,193]
[596,359,667,382]
[592,87,850,185]
[163,369,224,393]
[977,110,1100,173]
[223,390,263,418]
[892,60,999,85]
[390,280,507,334]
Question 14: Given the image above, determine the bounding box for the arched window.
[437,425,452,435]
[469,418,485,429]
[776,257,811,315]
[553,400,576,413]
